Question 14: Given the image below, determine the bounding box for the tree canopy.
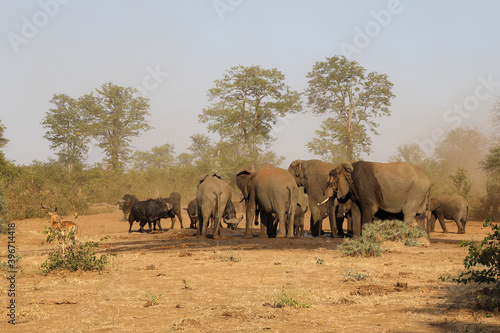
[305,55,394,162]
[42,94,89,172]
[199,65,301,170]
[79,83,152,171]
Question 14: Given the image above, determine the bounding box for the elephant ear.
[293,160,303,177]
[289,160,305,188]
[429,198,441,212]
[199,174,208,185]
[338,162,354,199]
[236,168,253,199]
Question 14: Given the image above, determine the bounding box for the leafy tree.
[388,143,425,164]
[481,144,500,175]
[305,55,394,162]
[188,134,217,175]
[0,120,8,150]
[199,65,301,169]
[450,167,471,199]
[131,143,175,170]
[79,83,152,171]
[42,94,89,172]
[434,127,488,173]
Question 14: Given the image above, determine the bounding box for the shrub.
[362,219,428,243]
[272,286,311,309]
[40,227,109,273]
[339,220,428,257]
[453,222,500,290]
[340,266,370,281]
[339,237,383,257]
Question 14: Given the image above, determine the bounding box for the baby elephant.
[294,203,308,237]
[429,194,469,234]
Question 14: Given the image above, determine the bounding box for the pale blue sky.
[1,0,500,166]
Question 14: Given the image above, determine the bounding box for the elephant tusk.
[317,197,330,206]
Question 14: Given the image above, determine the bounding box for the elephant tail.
[287,187,294,230]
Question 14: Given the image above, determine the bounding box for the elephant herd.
[192,159,469,239]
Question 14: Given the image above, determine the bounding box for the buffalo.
[128,199,173,233]
[184,199,198,229]
[117,194,139,221]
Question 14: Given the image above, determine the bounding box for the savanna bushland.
[1,58,500,331]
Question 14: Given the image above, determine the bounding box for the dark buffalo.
[184,199,198,229]
[117,194,139,221]
[223,199,243,229]
[128,199,173,233]
[159,192,183,230]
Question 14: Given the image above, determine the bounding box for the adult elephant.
[196,174,239,238]
[324,161,431,235]
[429,194,468,234]
[236,166,298,238]
[288,159,349,237]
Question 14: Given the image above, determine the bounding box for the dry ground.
[1,207,500,332]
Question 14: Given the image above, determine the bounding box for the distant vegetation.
[0,58,499,226]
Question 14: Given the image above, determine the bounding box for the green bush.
[453,222,500,290]
[339,220,428,257]
[272,286,311,309]
[362,219,428,243]
[40,227,109,274]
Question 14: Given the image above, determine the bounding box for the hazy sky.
[2,0,500,168]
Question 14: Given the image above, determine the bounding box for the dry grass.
[1,210,500,332]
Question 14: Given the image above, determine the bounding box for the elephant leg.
[455,218,465,234]
[430,213,437,232]
[276,211,287,238]
[201,211,211,237]
[360,203,377,232]
[213,216,221,239]
[259,212,271,238]
[196,211,202,237]
[243,195,256,239]
[346,213,353,237]
[351,202,362,236]
[436,211,448,233]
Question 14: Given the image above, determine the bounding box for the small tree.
[388,143,425,164]
[131,143,176,170]
[305,55,394,162]
[199,65,301,169]
[79,83,152,171]
[450,167,471,199]
[42,94,89,172]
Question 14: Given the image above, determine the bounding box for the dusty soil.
[2,207,500,332]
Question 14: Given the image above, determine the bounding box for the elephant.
[288,159,348,237]
[163,192,183,229]
[196,174,239,238]
[236,166,298,238]
[293,203,308,237]
[429,194,468,234]
[323,161,431,236]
